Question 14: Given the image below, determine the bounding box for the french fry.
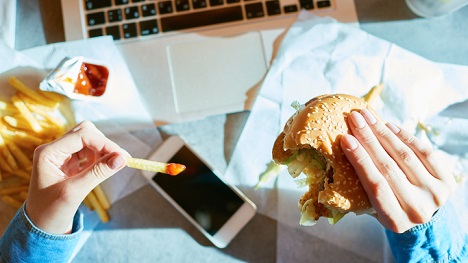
[0,126,44,147]
[363,83,383,104]
[93,185,110,210]
[0,152,14,174]
[0,175,27,188]
[19,191,29,201]
[7,142,32,169]
[3,115,33,131]
[1,75,112,223]
[11,95,43,133]
[1,195,23,209]
[126,157,186,176]
[17,92,58,111]
[12,169,31,181]
[25,103,66,130]
[8,77,58,108]
[37,90,64,103]
[87,191,109,223]
[0,134,18,170]
[83,196,94,211]
[0,185,29,195]
[0,100,18,114]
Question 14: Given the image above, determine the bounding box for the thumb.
[73,152,127,193]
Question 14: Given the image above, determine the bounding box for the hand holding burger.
[341,108,456,233]
[272,94,456,231]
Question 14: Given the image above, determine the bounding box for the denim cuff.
[385,202,468,263]
[0,204,83,263]
[20,203,84,239]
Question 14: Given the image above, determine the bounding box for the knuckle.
[92,163,111,180]
[400,150,413,164]
[377,163,398,180]
[397,129,415,145]
[386,216,409,233]
[419,145,435,160]
[375,125,391,138]
[79,120,96,131]
[353,153,370,167]
[34,143,48,156]
[408,201,437,225]
[412,209,433,225]
[432,186,450,207]
[360,132,376,146]
[73,120,96,134]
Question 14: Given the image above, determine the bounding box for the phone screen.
[152,146,244,236]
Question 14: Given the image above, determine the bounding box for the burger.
[272,94,375,226]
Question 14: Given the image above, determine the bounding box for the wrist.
[25,199,79,235]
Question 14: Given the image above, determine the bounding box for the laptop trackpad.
[167,32,267,114]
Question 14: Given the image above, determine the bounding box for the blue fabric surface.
[386,203,468,263]
[0,204,83,263]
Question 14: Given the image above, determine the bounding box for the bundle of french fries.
[0,76,111,223]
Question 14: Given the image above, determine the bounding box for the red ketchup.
[166,163,186,176]
[74,63,109,96]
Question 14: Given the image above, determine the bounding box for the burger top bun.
[273,94,373,221]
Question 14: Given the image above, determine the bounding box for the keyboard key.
[87,12,106,26]
[158,1,174,14]
[141,4,157,16]
[85,0,112,10]
[283,4,298,13]
[89,28,103,38]
[192,0,207,9]
[161,6,243,32]
[245,3,264,19]
[108,9,123,22]
[175,0,190,12]
[115,0,129,5]
[140,19,159,35]
[132,0,145,2]
[209,0,224,6]
[125,6,140,19]
[226,0,240,3]
[299,0,314,10]
[317,0,331,8]
[122,23,138,38]
[106,25,121,40]
[266,0,281,15]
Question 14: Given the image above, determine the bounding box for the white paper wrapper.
[225,12,468,262]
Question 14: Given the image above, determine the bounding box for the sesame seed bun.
[272,94,373,225]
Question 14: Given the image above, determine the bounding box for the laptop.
[61,0,358,124]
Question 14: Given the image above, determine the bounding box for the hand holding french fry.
[25,121,128,234]
[1,76,186,232]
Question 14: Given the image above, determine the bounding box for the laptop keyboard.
[84,0,332,40]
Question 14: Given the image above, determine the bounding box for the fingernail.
[361,109,377,125]
[350,111,366,129]
[342,134,358,150]
[108,154,126,170]
[386,122,400,134]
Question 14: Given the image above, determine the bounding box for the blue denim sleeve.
[0,204,83,263]
[386,202,468,263]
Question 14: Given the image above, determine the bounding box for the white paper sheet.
[225,12,468,262]
[0,0,16,49]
